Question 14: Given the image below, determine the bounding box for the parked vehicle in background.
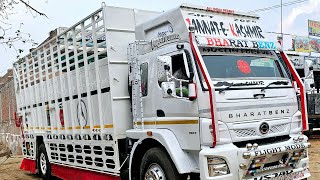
[287,51,320,136]
[14,3,310,180]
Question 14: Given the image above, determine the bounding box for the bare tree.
[0,0,47,57]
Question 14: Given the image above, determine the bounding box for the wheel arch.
[127,129,198,179]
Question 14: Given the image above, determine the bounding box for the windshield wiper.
[218,84,234,93]
[261,81,288,92]
[217,81,263,93]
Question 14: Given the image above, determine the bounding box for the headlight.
[207,157,230,177]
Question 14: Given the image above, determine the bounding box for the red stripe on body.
[280,52,308,131]
[51,163,120,180]
[189,32,217,147]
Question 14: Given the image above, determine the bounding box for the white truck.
[287,51,320,135]
[14,3,310,180]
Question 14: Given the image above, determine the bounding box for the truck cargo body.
[14,4,310,180]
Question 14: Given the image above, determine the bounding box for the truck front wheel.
[38,144,51,179]
[140,147,180,180]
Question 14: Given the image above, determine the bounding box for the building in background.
[0,69,16,129]
[0,69,21,154]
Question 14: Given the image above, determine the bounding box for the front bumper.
[199,135,310,180]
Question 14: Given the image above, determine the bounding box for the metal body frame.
[14,5,159,176]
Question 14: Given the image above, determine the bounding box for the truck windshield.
[202,54,285,79]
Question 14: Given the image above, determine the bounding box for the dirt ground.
[0,143,40,180]
[308,138,320,180]
[0,140,319,180]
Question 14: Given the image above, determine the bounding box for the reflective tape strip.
[94,125,101,129]
[104,124,113,129]
[75,126,91,130]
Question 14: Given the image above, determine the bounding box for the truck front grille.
[269,123,287,133]
[234,123,289,138]
[235,129,257,137]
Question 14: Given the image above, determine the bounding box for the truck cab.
[127,4,310,180]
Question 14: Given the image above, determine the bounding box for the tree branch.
[19,0,48,18]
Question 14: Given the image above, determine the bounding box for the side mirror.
[161,82,176,98]
[157,56,172,82]
[188,83,197,100]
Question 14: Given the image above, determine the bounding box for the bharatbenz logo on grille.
[228,109,290,119]
[259,122,269,134]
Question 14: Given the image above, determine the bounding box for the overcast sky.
[0,0,319,75]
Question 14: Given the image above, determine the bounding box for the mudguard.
[126,129,199,177]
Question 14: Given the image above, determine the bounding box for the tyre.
[140,147,181,180]
[38,144,51,179]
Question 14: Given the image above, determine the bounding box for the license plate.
[270,171,306,180]
[250,169,309,180]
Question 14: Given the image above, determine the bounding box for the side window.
[172,54,188,80]
[171,53,190,97]
[141,62,148,96]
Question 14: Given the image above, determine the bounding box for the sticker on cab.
[237,60,251,74]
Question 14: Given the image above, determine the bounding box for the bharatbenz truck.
[287,51,320,136]
[13,4,310,180]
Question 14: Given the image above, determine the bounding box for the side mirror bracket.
[157,56,172,82]
[161,82,176,98]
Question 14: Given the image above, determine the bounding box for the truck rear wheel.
[38,144,51,179]
[140,147,180,180]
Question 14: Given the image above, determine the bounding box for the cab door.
[152,43,200,150]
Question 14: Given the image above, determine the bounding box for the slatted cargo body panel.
[13,5,159,175]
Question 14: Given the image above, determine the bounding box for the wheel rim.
[40,153,47,175]
[144,163,166,180]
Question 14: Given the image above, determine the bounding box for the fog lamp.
[243,152,251,159]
